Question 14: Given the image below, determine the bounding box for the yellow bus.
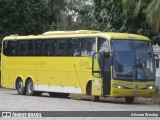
[1,30,157,103]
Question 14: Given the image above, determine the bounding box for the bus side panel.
[68,72,79,88]
[37,71,54,88]
[1,70,10,88]
[54,71,68,86]
[1,55,15,89]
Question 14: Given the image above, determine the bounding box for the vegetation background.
[0,0,159,44]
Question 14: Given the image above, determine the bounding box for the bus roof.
[3,30,149,41]
[100,32,149,40]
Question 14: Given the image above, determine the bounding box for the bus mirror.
[156,59,159,68]
[104,52,110,58]
[154,54,159,68]
[110,55,113,65]
[104,52,113,65]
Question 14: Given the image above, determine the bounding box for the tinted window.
[42,40,50,56]
[42,40,56,56]
[81,38,96,56]
[98,37,109,52]
[28,41,34,56]
[68,38,81,56]
[56,39,67,56]
[3,37,96,57]
[3,40,17,56]
[34,40,42,56]
[17,41,28,56]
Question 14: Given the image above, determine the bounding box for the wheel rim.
[27,81,34,94]
[17,81,23,92]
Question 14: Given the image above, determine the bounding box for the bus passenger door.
[102,53,111,96]
[92,53,103,96]
[92,52,111,96]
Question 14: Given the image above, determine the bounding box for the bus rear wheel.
[125,97,134,104]
[26,79,35,96]
[16,79,26,95]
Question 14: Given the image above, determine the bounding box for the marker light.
[147,85,155,90]
[113,84,126,89]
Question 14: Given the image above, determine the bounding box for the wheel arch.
[86,80,92,95]
[25,77,34,87]
[15,76,24,89]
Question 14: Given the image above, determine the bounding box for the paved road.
[0,88,160,111]
[0,88,160,120]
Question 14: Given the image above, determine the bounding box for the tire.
[91,95,99,102]
[26,79,35,96]
[16,79,26,95]
[86,81,91,95]
[125,97,134,104]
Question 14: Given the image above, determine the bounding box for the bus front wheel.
[16,79,26,95]
[125,97,134,104]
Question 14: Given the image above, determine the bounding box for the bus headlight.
[112,84,126,89]
[147,85,155,90]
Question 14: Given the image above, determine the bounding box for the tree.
[47,0,67,30]
[66,0,94,30]
[122,0,160,33]
[0,0,50,40]
[122,0,160,44]
[94,0,127,31]
[48,0,94,30]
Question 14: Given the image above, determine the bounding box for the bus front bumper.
[110,88,155,97]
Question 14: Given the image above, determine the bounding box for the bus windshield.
[112,40,155,81]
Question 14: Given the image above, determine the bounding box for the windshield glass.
[112,40,155,81]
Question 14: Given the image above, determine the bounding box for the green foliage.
[93,0,156,40]
[66,0,95,30]
[0,0,50,40]
[93,0,127,32]
[48,0,95,30]
[121,0,160,43]
[146,0,160,33]
[47,0,66,30]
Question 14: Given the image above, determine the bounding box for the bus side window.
[3,41,9,55]
[42,40,50,56]
[28,41,34,56]
[17,41,28,56]
[68,38,81,56]
[81,38,96,56]
[3,41,17,56]
[98,37,109,52]
[34,40,42,56]
[56,39,67,56]
[50,40,56,56]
